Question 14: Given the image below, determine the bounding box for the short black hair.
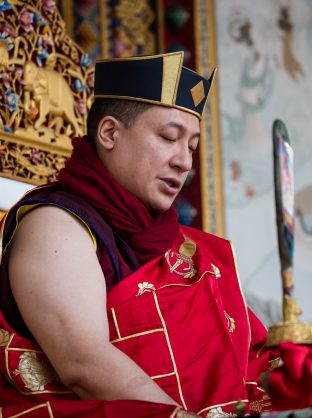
[87,98,153,141]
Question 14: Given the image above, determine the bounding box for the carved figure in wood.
[23,61,81,136]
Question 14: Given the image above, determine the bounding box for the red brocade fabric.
[269,342,312,410]
[58,137,182,265]
[0,223,278,417]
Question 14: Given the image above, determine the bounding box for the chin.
[147,197,175,213]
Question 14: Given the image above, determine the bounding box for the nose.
[169,143,193,173]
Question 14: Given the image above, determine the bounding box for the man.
[0,52,311,418]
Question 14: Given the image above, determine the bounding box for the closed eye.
[161,135,176,142]
[189,143,199,153]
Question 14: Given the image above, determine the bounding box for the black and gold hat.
[94,51,216,120]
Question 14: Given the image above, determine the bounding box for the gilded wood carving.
[0,0,94,185]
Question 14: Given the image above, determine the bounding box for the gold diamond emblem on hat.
[190,80,205,107]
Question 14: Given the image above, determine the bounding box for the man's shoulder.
[11,204,95,252]
[3,183,102,241]
[1,184,99,257]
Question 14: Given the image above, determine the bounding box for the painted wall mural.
[216,0,312,324]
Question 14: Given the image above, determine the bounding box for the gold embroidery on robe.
[211,263,221,278]
[0,328,10,347]
[224,311,235,333]
[176,409,199,418]
[206,406,236,418]
[249,400,262,413]
[137,282,156,296]
[14,352,59,392]
[250,393,272,413]
[165,237,197,279]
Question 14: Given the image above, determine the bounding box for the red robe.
[0,214,278,417]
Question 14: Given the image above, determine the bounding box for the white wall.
[0,177,35,211]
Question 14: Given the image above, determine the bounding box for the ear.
[97,116,121,151]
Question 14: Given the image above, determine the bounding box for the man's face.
[100,106,201,212]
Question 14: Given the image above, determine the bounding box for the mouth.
[159,177,182,195]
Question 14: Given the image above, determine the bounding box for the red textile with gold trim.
[0,222,278,417]
[106,226,275,414]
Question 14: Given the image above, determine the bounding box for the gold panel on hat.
[161,52,184,105]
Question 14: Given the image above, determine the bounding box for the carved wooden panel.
[0,0,94,185]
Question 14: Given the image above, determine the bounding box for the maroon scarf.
[58,137,181,264]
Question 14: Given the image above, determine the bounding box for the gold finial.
[267,267,312,347]
[283,294,302,323]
